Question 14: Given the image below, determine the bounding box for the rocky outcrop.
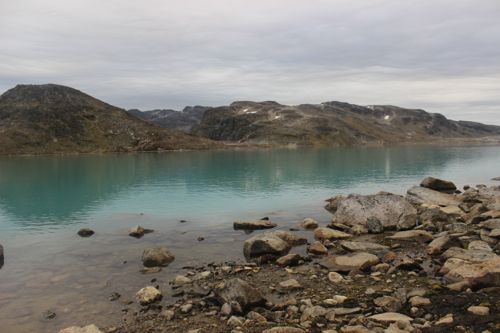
[328,193,417,231]
[0,84,217,155]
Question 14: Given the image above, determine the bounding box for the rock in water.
[142,247,175,267]
[128,225,153,238]
[339,241,389,252]
[214,278,265,313]
[329,193,417,231]
[58,325,103,333]
[233,219,277,230]
[243,231,306,260]
[301,218,319,229]
[135,286,162,305]
[314,227,352,241]
[77,228,95,237]
[420,177,457,193]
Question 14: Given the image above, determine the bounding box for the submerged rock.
[128,225,154,238]
[142,247,175,267]
[420,177,457,193]
[330,192,417,231]
[77,228,95,237]
[234,219,277,230]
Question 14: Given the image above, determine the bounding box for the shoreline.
[50,177,500,333]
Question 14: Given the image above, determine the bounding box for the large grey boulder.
[142,247,175,267]
[420,177,457,193]
[214,278,265,313]
[329,192,417,231]
[406,186,460,206]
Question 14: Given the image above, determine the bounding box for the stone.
[180,303,193,313]
[234,219,277,230]
[300,305,328,321]
[319,252,379,272]
[314,227,352,241]
[142,247,175,267]
[367,217,384,233]
[128,225,153,238]
[220,302,232,316]
[243,233,291,260]
[161,309,175,320]
[246,311,267,322]
[409,296,431,307]
[406,186,460,206]
[227,316,243,326]
[427,235,452,255]
[308,241,328,255]
[135,286,162,305]
[214,278,265,312]
[368,312,413,323]
[331,307,361,315]
[340,326,370,333]
[328,271,344,283]
[441,247,496,262]
[279,279,302,290]
[330,192,417,230]
[276,253,302,266]
[325,195,347,213]
[489,228,500,237]
[58,325,103,333]
[173,275,192,286]
[77,228,94,237]
[339,241,389,252]
[301,218,319,229]
[386,230,433,242]
[468,240,492,252]
[479,219,500,230]
[443,256,500,288]
[467,305,489,316]
[271,231,308,246]
[435,313,453,325]
[262,328,305,333]
[322,295,347,306]
[420,177,457,193]
[373,296,402,312]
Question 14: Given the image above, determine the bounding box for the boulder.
[308,241,328,255]
[319,252,379,272]
[142,247,175,267]
[59,325,103,333]
[406,186,460,206]
[301,218,318,229]
[330,193,417,231]
[443,256,500,289]
[339,241,388,253]
[128,225,153,238]
[77,228,94,237]
[420,177,457,193]
[135,286,162,305]
[386,230,433,242]
[243,233,291,260]
[214,278,265,313]
[314,227,352,241]
[234,219,277,230]
[441,247,496,262]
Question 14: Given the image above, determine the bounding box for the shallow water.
[0,145,499,332]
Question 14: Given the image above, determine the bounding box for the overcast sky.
[1,0,499,124]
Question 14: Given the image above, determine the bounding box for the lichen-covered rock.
[330,192,417,231]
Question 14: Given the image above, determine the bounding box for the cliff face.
[193,101,500,146]
[0,84,217,155]
[127,106,209,132]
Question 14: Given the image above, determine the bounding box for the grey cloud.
[0,0,499,124]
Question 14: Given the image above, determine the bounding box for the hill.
[127,106,209,131]
[193,101,500,146]
[0,84,217,155]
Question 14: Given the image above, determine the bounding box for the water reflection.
[0,146,498,232]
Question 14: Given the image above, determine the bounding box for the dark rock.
[243,232,291,260]
[77,228,95,237]
[492,177,500,181]
[420,177,457,193]
[367,217,384,233]
[42,310,56,320]
[276,254,303,266]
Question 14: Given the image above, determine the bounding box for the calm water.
[0,145,499,332]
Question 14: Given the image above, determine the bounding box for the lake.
[0,145,499,332]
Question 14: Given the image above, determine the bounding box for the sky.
[1,0,499,124]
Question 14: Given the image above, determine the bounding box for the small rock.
[301,218,319,229]
[320,252,379,272]
[314,227,352,241]
[387,230,433,242]
[128,225,153,238]
[58,325,103,333]
[77,228,94,237]
[262,328,305,333]
[279,279,302,290]
[142,247,175,267]
[180,303,193,313]
[227,316,243,326]
[161,309,175,320]
[308,241,328,255]
[234,219,277,230]
[339,240,389,252]
[435,313,453,325]
[409,296,431,307]
[373,296,402,312]
[173,275,192,286]
[367,217,384,234]
[368,312,413,323]
[328,271,344,283]
[467,305,489,316]
[246,311,267,322]
[468,240,492,252]
[135,286,162,305]
[276,253,302,266]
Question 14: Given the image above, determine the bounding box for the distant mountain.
[193,101,500,146]
[0,84,217,155]
[127,106,209,131]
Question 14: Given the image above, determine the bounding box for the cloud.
[0,0,499,124]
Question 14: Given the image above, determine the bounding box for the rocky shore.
[59,177,500,333]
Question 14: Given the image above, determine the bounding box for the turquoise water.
[1,145,499,238]
[0,145,500,333]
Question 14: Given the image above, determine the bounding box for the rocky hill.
[193,101,500,146]
[128,106,209,132]
[0,84,217,155]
